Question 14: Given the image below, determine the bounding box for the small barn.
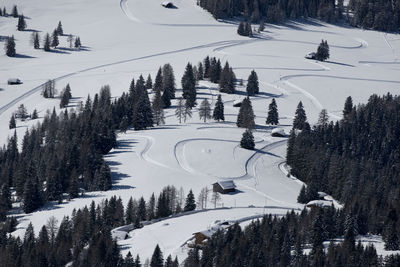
[213,180,236,194]
[161,1,175,8]
[8,78,22,85]
[191,230,214,247]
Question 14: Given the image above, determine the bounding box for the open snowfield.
[1,0,400,261]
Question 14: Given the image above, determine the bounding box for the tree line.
[0,185,196,266]
[287,94,400,250]
[185,206,400,266]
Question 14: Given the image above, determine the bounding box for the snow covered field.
[1,0,400,261]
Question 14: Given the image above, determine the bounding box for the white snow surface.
[1,0,400,261]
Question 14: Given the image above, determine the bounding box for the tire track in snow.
[134,135,175,170]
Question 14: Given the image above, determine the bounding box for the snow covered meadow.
[1,0,400,261]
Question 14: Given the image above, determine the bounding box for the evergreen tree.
[237,97,255,129]
[133,76,153,130]
[5,35,16,57]
[237,21,246,36]
[67,34,73,48]
[9,115,16,129]
[74,37,81,49]
[56,21,63,36]
[259,20,265,32]
[162,63,175,99]
[219,62,235,94]
[33,32,40,49]
[51,29,59,48]
[17,15,27,31]
[297,185,307,203]
[11,5,18,18]
[150,244,163,267]
[154,67,163,93]
[146,74,153,89]
[203,56,210,79]
[197,62,204,80]
[152,85,165,126]
[266,98,279,125]
[183,100,192,123]
[181,63,196,108]
[31,109,38,119]
[246,70,259,95]
[343,96,353,121]
[198,99,211,123]
[60,84,72,108]
[23,177,42,213]
[184,190,196,212]
[240,129,255,150]
[212,94,224,122]
[316,40,330,61]
[43,33,51,52]
[293,101,308,130]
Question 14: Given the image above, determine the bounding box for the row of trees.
[198,0,346,24]
[349,0,400,32]
[0,5,19,17]
[287,94,400,250]
[186,206,400,266]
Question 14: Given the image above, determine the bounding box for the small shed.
[213,180,236,194]
[271,128,285,137]
[8,78,22,85]
[161,1,175,8]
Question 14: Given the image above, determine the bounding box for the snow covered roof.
[215,180,236,190]
[161,1,174,7]
[271,128,285,136]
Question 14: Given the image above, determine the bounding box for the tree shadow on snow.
[23,28,41,33]
[14,53,36,59]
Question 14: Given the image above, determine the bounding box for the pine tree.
[56,21,63,36]
[31,109,38,119]
[133,75,153,130]
[150,244,164,267]
[219,62,235,94]
[5,35,16,57]
[33,32,40,49]
[240,129,255,150]
[11,5,18,18]
[23,177,42,213]
[297,185,307,203]
[213,94,224,122]
[259,20,265,31]
[246,70,259,95]
[203,56,210,79]
[266,98,279,125]
[197,62,204,80]
[60,84,72,108]
[316,40,330,61]
[17,15,27,31]
[199,99,211,123]
[43,33,51,51]
[293,101,307,130]
[154,67,163,93]
[51,29,59,48]
[343,96,353,121]
[162,63,175,99]
[184,189,196,211]
[181,63,197,108]
[16,104,28,119]
[237,21,246,36]
[146,74,153,89]
[152,85,165,126]
[9,115,16,129]
[237,97,255,129]
[74,37,81,49]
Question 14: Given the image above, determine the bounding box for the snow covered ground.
[1,0,400,261]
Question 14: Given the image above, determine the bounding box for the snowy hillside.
[1,0,400,262]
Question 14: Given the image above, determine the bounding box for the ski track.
[133,135,175,170]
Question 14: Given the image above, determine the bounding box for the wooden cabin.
[213,180,236,194]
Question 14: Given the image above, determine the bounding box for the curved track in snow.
[134,135,175,170]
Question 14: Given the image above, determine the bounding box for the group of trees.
[187,206,400,266]
[0,5,19,18]
[237,21,253,37]
[198,0,346,24]
[0,185,202,266]
[349,0,400,32]
[0,85,126,216]
[316,39,330,61]
[287,94,400,250]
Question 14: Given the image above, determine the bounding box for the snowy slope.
[1,0,400,261]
